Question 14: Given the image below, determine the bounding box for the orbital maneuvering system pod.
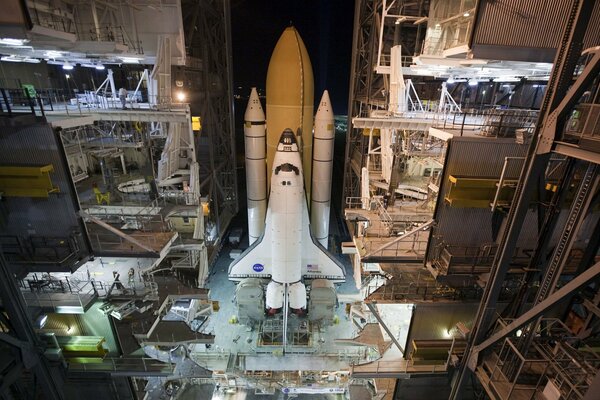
[229,26,344,351]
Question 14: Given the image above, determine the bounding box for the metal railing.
[87,230,172,254]
[0,87,189,119]
[19,276,98,311]
[0,87,48,117]
[365,272,481,302]
[28,0,76,34]
[68,357,174,375]
[562,103,600,146]
[75,24,143,53]
[432,108,539,138]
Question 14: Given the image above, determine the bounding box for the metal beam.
[363,219,434,259]
[469,260,600,366]
[554,142,600,164]
[583,369,600,400]
[79,211,157,254]
[0,253,65,399]
[583,299,600,319]
[366,302,405,355]
[450,2,597,397]
[539,48,600,154]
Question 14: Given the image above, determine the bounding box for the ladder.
[535,163,598,304]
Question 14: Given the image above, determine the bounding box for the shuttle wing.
[228,209,273,281]
[300,199,345,282]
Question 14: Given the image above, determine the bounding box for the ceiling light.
[1,55,21,62]
[493,77,521,82]
[35,314,48,329]
[120,57,140,64]
[44,50,62,58]
[176,91,186,101]
[63,62,74,70]
[468,79,478,86]
[0,38,29,46]
[95,64,105,70]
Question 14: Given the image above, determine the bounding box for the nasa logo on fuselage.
[252,263,264,272]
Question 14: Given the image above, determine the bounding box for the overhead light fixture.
[493,77,521,82]
[63,62,74,70]
[468,78,478,86]
[95,64,105,70]
[176,91,186,102]
[44,50,62,58]
[120,57,140,64]
[0,38,29,46]
[1,55,20,62]
[35,314,48,329]
[447,77,455,84]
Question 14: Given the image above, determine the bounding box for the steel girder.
[192,0,238,245]
[449,1,599,398]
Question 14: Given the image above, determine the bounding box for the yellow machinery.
[192,116,202,131]
[444,175,517,208]
[93,186,111,205]
[55,335,108,358]
[410,339,467,365]
[0,164,59,197]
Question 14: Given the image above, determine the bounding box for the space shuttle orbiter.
[229,127,345,311]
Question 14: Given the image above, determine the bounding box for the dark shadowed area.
[230,0,354,113]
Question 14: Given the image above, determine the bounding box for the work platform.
[351,358,448,378]
[68,357,175,377]
[353,115,435,131]
[45,107,190,128]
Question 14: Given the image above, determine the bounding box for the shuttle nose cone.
[316,90,333,120]
[279,128,297,145]
[245,87,265,122]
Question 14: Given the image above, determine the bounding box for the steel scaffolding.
[450,0,600,398]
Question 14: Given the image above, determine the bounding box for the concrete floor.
[177,384,374,400]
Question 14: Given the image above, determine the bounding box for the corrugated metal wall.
[0,119,91,270]
[427,137,530,259]
[426,137,600,266]
[471,0,600,62]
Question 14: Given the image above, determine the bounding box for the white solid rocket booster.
[244,88,267,244]
[310,90,335,248]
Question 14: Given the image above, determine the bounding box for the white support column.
[389,45,407,114]
[120,154,127,174]
[150,36,172,107]
[108,69,117,99]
